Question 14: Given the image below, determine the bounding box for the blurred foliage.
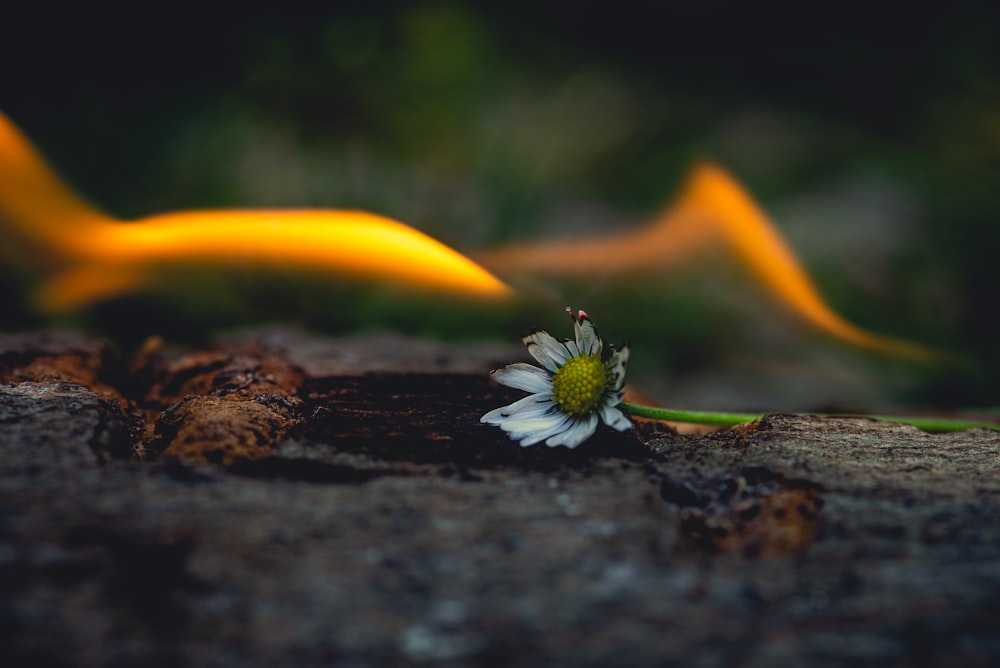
[3,3,1000,408]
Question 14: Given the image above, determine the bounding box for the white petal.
[599,404,632,431]
[516,413,574,446]
[508,421,565,444]
[574,315,602,357]
[508,400,558,421]
[481,406,507,424]
[523,330,571,372]
[487,409,570,446]
[485,393,555,421]
[482,396,548,425]
[501,394,560,424]
[479,394,536,424]
[491,363,553,394]
[546,414,598,448]
[608,345,630,391]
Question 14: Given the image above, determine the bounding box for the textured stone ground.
[2,328,999,667]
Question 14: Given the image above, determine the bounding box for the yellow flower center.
[551,354,611,418]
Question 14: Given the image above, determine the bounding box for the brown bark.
[1,328,998,666]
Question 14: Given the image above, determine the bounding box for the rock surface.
[1,328,998,666]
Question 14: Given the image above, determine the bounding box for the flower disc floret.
[551,354,611,418]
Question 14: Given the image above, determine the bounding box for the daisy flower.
[481,308,631,448]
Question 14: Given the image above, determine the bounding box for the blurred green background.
[3,3,999,411]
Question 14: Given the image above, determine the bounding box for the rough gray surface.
[0,382,130,471]
[1,329,999,667]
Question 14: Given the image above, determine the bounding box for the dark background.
[3,3,1000,410]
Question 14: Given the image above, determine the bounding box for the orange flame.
[476,162,934,360]
[0,110,932,360]
[0,112,513,308]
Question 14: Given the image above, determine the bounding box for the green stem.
[620,402,1000,433]
[621,403,763,427]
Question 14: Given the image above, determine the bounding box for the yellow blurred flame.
[0,110,932,359]
[0,112,513,307]
[477,162,934,360]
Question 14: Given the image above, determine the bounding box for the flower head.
[481,308,631,448]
